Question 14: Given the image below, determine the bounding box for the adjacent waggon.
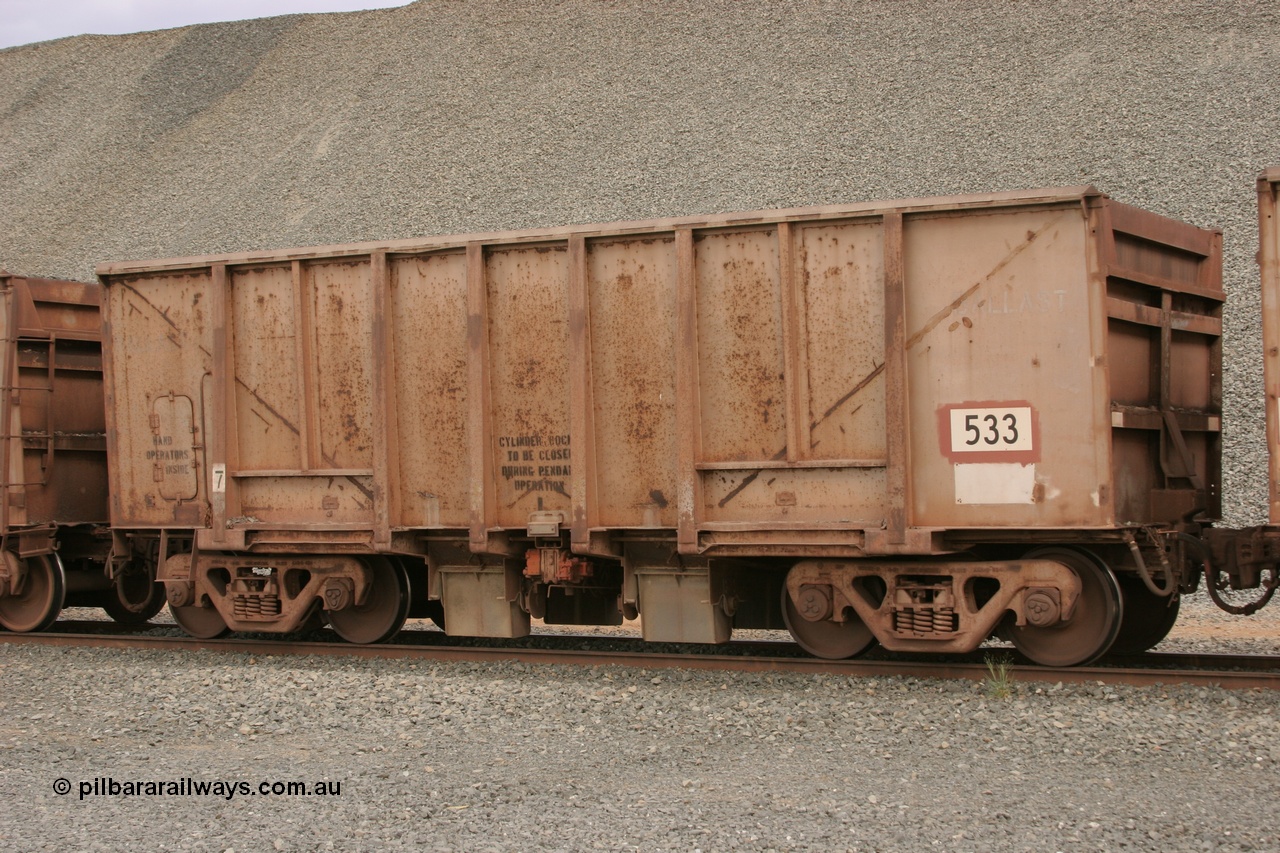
[0,273,164,633]
[5,177,1279,665]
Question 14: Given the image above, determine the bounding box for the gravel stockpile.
[1,642,1278,853]
[1,0,1279,524]
[3,7,1280,847]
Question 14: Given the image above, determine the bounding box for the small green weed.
[983,652,1014,700]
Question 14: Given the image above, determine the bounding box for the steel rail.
[1,624,1278,690]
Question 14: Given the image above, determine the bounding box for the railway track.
[2,620,1278,690]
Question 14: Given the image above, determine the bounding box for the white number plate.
[948,406,1034,453]
[211,463,227,494]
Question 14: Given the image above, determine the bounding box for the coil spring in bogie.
[895,609,921,633]
[894,607,957,635]
[233,594,282,620]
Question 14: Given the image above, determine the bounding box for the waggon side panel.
[797,220,888,464]
[219,258,377,529]
[97,184,1224,553]
[102,270,211,528]
[585,235,679,530]
[904,203,1110,528]
[483,243,572,529]
[229,263,303,472]
[695,227,786,464]
[694,218,891,529]
[389,252,469,529]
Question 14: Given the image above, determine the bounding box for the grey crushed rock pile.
[1,0,1278,524]
[3,5,1280,849]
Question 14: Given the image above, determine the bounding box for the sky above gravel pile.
[2,0,412,49]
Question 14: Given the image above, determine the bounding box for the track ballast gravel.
[3,596,1280,852]
[2,641,1279,853]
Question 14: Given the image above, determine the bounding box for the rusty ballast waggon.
[95,184,1252,665]
[0,273,165,633]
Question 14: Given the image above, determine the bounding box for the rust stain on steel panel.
[811,362,885,431]
[334,474,374,504]
[233,267,303,469]
[696,230,786,463]
[234,376,300,435]
[797,222,886,462]
[716,470,762,508]
[904,219,1057,350]
[310,261,374,468]
[121,285,189,352]
[231,375,373,504]
[717,446,787,508]
[106,271,215,527]
[716,356,885,504]
[715,360,884,509]
[328,476,373,508]
[486,245,572,523]
[389,253,468,526]
[119,282,180,333]
[587,236,678,528]
[620,372,661,442]
[117,279,214,359]
[239,476,372,517]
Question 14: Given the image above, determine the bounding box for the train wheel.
[1009,548,1122,667]
[101,563,166,624]
[170,603,231,639]
[781,583,877,660]
[0,554,66,633]
[1109,574,1180,656]
[327,556,410,644]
